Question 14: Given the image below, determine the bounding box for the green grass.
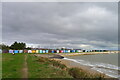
[0,53,2,79]
[2,53,25,78]
[27,54,72,78]
[2,53,105,79]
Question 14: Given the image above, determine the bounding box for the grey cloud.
[2,2,118,50]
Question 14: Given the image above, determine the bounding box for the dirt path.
[22,54,28,79]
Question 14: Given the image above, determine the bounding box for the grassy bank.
[2,53,72,78]
[27,54,72,78]
[2,53,109,79]
[2,53,25,78]
[0,53,2,79]
[34,56,105,79]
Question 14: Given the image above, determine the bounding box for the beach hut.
[63,50,65,53]
[36,50,39,53]
[54,50,57,53]
[76,50,81,52]
[19,50,23,53]
[2,50,9,53]
[75,50,77,53]
[51,50,54,53]
[57,50,59,53]
[59,50,62,53]
[68,50,70,53]
[39,50,42,53]
[0,49,2,53]
[82,50,86,52]
[72,50,75,53]
[14,50,19,53]
[9,50,14,53]
[46,50,49,53]
[28,50,32,53]
[42,50,45,53]
[24,50,28,53]
[65,50,68,53]
[32,50,36,53]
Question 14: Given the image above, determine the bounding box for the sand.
[35,53,112,78]
[50,58,111,78]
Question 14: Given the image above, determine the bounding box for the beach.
[35,53,117,78]
[57,51,118,57]
[52,58,110,78]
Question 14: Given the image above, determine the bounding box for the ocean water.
[64,53,119,78]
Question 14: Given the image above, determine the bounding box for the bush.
[68,67,88,78]
[68,67,105,79]
[37,57,47,62]
[50,60,67,70]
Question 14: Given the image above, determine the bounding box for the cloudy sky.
[2,2,118,50]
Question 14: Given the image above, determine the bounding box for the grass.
[2,53,25,78]
[68,67,105,79]
[2,53,106,79]
[27,54,72,78]
[0,53,2,79]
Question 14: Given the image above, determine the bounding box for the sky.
[2,2,118,50]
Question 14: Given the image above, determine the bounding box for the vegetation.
[0,41,28,50]
[2,54,72,78]
[68,67,105,79]
[2,53,106,79]
[27,54,72,78]
[0,44,9,50]
[2,53,25,78]
[10,41,26,50]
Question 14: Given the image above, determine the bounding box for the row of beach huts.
[0,49,108,53]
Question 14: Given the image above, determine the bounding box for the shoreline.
[35,53,118,78]
[52,58,111,78]
[57,52,118,57]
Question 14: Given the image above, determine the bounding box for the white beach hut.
[68,50,70,53]
[42,50,45,53]
[19,50,23,53]
[0,49,2,53]
[57,50,59,53]
[28,50,32,53]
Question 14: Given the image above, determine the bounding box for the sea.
[63,53,120,78]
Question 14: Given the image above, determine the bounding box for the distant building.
[0,49,2,53]
[9,50,14,53]
[14,50,19,53]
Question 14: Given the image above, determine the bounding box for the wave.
[63,57,119,78]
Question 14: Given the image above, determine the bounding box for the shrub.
[68,67,88,78]
[37,57,47,62]
[68,67,105,79]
